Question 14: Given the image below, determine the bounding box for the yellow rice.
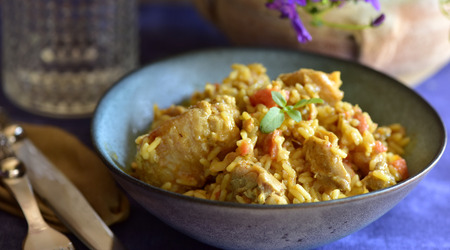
[131,63,409,205]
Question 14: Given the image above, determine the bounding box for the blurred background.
[136,0,450,87]
[2,0,449,118]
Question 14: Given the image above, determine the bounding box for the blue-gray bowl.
[92,48,446,249]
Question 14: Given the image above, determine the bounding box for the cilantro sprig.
[259,91,324,133]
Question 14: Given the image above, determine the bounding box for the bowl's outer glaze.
[92,48,446,249]
[112,169,422,250]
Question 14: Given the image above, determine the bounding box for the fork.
[1,134,74,250]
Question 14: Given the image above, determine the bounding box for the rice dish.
[131,64,409,204]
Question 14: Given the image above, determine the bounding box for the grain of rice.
[297,126,313,139]
[388,141,405,155]
[391,133,404,141]
[140,142,150,160]
[209,159,227,172]
[389,123,404,132]
[296,184,312,201]
[261,155,272,171]
[200,158,210,168]
[330,189,341,200]
[207,146,222,161]
[257,193,266,204]
[193,190,207,199]
[176,176,198,187]
[135,135,146,144]
[242,111,251,120]
[148,137,161,152]
[240,131,248,140]
[298,173,313,184]
[235,195,246,204]
[219,189,228,201]
[291,188,306,203]
[399,137,410,147]
[221,174,230,189]
[273,172,282,181]
[281,162,296,180]
[184,190,194,196]
[210,184,221,201]
[161,182,172,190]
[226,159,239,172]
[330,147,348,159]
[293,198,302,204]
[372,170,390,182]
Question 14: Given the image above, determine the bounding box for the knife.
[1,122,125,250]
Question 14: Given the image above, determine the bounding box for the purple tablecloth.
[1,3,449,249]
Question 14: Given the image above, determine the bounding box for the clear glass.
[1,0,138,117]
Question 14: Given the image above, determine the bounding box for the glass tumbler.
[1,0,138,117]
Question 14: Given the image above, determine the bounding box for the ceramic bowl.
[92,48,446,249]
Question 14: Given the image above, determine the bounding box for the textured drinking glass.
[1,0,138,117]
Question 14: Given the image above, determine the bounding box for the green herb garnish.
[259,91,324,133]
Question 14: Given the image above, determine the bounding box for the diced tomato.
[250,88,276,107]
[392,157,409,180]
[238,140,251,156]
[343,111,352,119]
[214,190,221,200]
[249,88,289,108]
[373,140,388,154]
[263,130,281,159]
[354,113,369,134]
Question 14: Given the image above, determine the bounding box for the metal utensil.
[0,109,125,250]
[1,134,74,250]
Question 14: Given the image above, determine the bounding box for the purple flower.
[371,14,385,27]
[266,0,312,43]
[265,0,384,43]
[291,14,313,43]
[365,0,381,11]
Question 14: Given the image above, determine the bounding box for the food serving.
[130,63,409,205]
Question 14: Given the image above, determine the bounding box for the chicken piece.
[352,150,371,176]
[229,160,288,204]
[134,95,240,193]
[361,153,396,191]
[279,69,343,106]
[304,135,351,192]
[151,105,187,129]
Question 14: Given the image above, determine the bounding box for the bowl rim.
[92,47,447,210]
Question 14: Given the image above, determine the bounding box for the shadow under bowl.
[92,48,446,249]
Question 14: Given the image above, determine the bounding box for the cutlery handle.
[1,159,49,233]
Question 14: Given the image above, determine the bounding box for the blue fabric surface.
[0,3,449,249]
